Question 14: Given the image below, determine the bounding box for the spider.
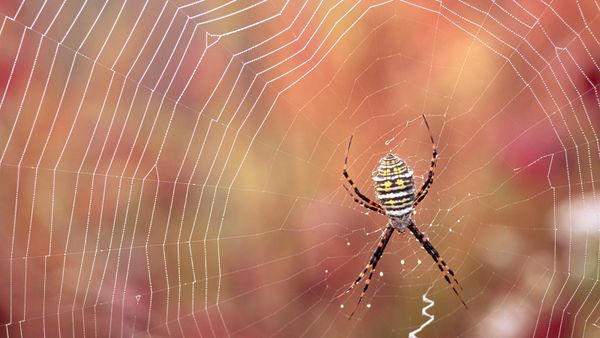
[338,115,467,319]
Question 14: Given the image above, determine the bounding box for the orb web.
[0,1,599,337]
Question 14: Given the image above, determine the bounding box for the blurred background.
[0,0,600,337]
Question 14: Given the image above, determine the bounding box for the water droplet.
[417,259,422,264]
[325,269,329,273]
[135,295,141,302]
[379,272,384,277]
[366,304,372,308]
[346,242,350,246]
[340,304,345,309]
[401,259,405,265]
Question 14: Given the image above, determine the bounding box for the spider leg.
[343,135,385,212]
[343,185,386,215]
[407,221,467,309]
[413,115,438,208]
[336,227,393,297]
[337,226,394,319]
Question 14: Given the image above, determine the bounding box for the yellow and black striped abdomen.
[372,153,415,217]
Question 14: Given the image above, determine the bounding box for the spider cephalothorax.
[338,115,467,319]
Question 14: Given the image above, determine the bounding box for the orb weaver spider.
[339,115,467,319]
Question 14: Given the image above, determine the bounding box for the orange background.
[0,1,599,337]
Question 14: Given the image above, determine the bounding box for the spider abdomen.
[372,153,415,217]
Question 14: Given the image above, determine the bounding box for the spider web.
[0,0,599,337]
